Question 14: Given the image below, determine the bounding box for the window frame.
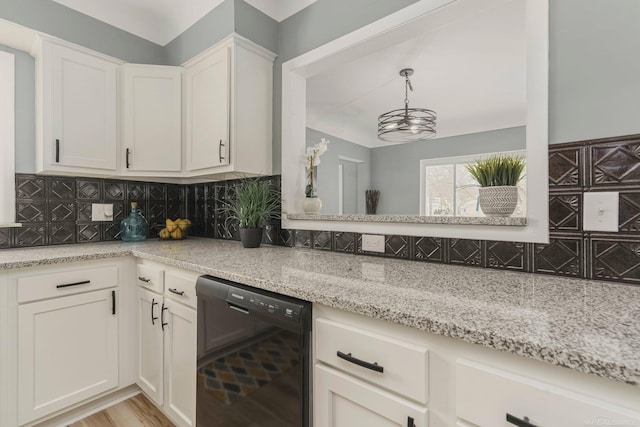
[0,50,16,226]
[419,150,527,217]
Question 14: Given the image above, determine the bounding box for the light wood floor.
[69,394,174,427]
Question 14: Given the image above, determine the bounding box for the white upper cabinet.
[122,64,182,174]
[36,38,120,174]
[184,46,230,171]
[184,35,275,177]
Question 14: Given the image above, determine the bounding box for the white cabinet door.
[44,41,118,172]
[122,64,182,173]
[164,299,197,427]
[184,46,230,171]
[137,287,164,405]
[315,365,428,427]
[18,288,118,425]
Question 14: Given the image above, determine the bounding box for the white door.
[185,46,231,171]
[48,42,118,171]
[164,300,197,427]
[122,64,182,173]
[315,365,428,427]
[18,288,118,424]
[137,287,164,405]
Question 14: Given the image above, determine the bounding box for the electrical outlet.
[583,192,619,232]
[361,234,385,253]
[92,204,114,222]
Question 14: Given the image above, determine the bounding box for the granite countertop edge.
[1,240,638,387]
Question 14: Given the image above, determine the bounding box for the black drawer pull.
[151,298,158,325]
[218,139,225,163]
[126,148,131,169]
[56,280,91,289]
[337,351,384,373]
[161,303,168,331]
[507,414,538,427]
[55,139,60,163]
[407,416,415,427]
[138,276,151,283]
[111,290,116,315]
[169,288,185,296]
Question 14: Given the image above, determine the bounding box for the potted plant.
[222,178,281,248]
[303,137,330,214]
[466,154,525,217]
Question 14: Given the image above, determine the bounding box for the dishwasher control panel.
[227,287,303,322]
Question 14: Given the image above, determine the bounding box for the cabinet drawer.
[164,269,198,309]
[137,264,164,293]
[456,359,640,427]
[316,317,428,404]
[17,265,118,303]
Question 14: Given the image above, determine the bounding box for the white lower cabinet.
[136,262,197,427]
[18,288,118,425]
[315,365,428,427]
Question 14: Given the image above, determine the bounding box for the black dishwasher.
[195,275,311,427]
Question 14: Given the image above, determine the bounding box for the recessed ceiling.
[306,0,526,148]
[52,0,317,46]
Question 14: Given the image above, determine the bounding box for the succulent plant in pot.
[222,178,281,248]
[465,154,526,217]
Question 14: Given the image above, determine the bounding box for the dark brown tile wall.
[5,134,640,286]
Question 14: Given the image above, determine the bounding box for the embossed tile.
[77,223,101,243]
[619,192,640,232]
[590,140,640,187]
[167,202,183,220]
[148,184,165,201]
[590,236,640,285]
[450,239,483,266]
[48,223,76,245]
[486,241,525,271]
[167,184,182,202]
[77,179,102,200]
[47,178,75,200]
[263,225,279,245]
[279,229,294,247]
[104,181,125,200]
[334,232,356,253]
[385,235,410,259]
[533,236,583,277]
[126,182,146,202]
[548,146,582,189]
[16,175,45,199]
[102,223,122,241]
[548,193,581,232]
[146,201,166,221]
[49,201,76,222]
[0,228,11,248]
[15,224,46,247]
[294,230,312,249]
[77,202,93,222]
[413,236,444,263]
[16,202,45,223]
[313,231,333,251]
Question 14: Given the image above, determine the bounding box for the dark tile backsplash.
[4,134,640,285]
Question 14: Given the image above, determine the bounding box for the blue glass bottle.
[120,202,148,242]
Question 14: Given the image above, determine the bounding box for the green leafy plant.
[222,178,281,229]
[465,154,526,187]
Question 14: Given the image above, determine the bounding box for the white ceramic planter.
[479,186,518,217]
[302,197,322,214]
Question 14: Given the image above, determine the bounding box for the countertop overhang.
[1,238,638,386]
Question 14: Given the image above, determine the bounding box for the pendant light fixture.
[378,68,437,142]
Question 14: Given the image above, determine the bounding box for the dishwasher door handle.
[228,303,249,315]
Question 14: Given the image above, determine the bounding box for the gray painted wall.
[0,0,166,64]
[307,128,371,215]
[0,45,34,173]
[371,127,525,215]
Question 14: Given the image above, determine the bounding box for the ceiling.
[52,0,317,46]
[306,0,526,148]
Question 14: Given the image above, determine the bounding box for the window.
[0,50,16,225]
[420,151,527,217]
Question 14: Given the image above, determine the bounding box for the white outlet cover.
[583,192,619,232]
[361,234,385,253]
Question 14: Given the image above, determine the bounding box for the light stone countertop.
[286,213,527,226]
[1,238,638,386]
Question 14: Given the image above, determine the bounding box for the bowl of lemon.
[158,218,191,240]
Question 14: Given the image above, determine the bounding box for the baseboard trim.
[31,385,141,427]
